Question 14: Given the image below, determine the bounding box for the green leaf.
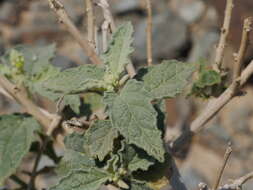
[26,66,81,113]
[64,133,86,153]
[196,70,221,88]
[56,150,95,178]
[83,92,104,113]
[123,145,155,173]
[190,64,226,98]
[85,120,119,161]
[54,149,109,190]
[104,80,165,162]
[44,64,106,94]
[0,115,41,184]
[51,168,110,190]
[103,22,134,79]
[136,60,196,99]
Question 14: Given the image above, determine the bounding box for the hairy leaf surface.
[0,115,41,184]
[64,133,85,153]
[105,80,165,162]
[57,150,95,178]
[85,120,118,161]
[53,149,110,190]
[137,60,195,99]
[52,167,109,190]
[44,64,106,94]
[103,22,134,79]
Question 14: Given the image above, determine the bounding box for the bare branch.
[235,172,253,187]
[145,0,153,66]
[233,17,252,82]
[85,0,96,50]
[190,15,252,133]
[171,60,253,151]
[219,171,253,190]
[48,0,102,65]
[213,143,233,190]
[190,85,234,133]
[102,20,110,52]
[0,75,52,130]
[214,0,234,71]
[240,59,253,85]
[97,0,116,33]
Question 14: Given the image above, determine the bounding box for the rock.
[112,0,141,14]
[0,1,18,24]
[170,0,206,24]
[133,11,188,63]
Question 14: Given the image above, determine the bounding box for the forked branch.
[213,144,233,190]
[214,0,234,71]
[233,17,252,82]
[48,0,102,65]
[0,76,52,130]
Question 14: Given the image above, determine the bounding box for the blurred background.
[0,0,253,189]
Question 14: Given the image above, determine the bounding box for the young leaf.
[103,22,134,79]
[104,153,121,174]
[190,68,226,98]
[43,64,106,94]
[85,120,119,161]
[6,44,56,76]
[136,60,196,99]
[104,80,165,162]
[0,115,41,184]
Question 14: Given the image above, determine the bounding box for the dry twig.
[97,0,116,33]
[48,0,102,65]
[219,171,253,190]
[190,17,252,134]
[214,0,234,71]
[171,59,253,151]
[85,0,96,50]
[233,17,252,82]
[145,0,153,66]
[0,76,52,130]
[213,143,233,190]
[102,20,110,52]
